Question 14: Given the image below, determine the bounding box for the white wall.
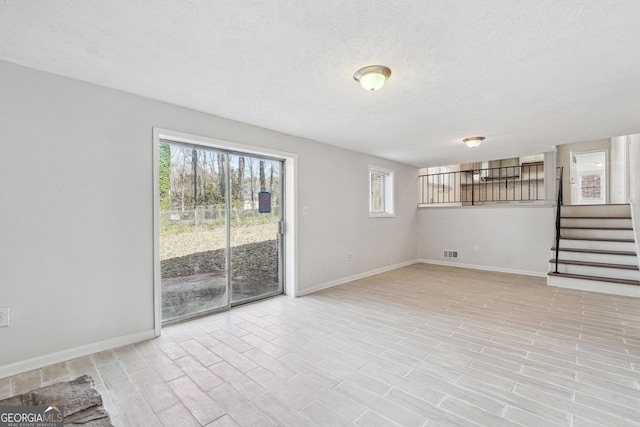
[0,61,419,375]
[610,135,630,204]
[629,134,640,258]
[417,205,555,276]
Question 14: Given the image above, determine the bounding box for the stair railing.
[419,163,546,205]
[554,167,564,273]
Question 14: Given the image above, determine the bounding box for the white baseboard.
[418,259,547,278]
[547,275,640,297]
[297,260,420,296]
[0,329,156,380]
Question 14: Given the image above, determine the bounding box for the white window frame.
[153,128,298,336]
[369,165,395,217]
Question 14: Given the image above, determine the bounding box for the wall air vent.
[443,250,458,259]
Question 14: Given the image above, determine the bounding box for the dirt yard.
[160,222,276,260]
[160,222,280,320]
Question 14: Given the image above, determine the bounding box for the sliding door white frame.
[152,128,298,336]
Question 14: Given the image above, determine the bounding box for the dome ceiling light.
[353,65,392,91]
[463,136,485,148]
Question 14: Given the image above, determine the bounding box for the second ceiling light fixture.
[353,65,392,91]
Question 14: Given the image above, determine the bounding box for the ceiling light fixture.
[353,65,392,91]
[463,136,485,148]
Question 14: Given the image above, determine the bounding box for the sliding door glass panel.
[160,143,228,322]
[229,155,283,304]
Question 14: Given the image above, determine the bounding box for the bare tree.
[191,149,198,207]
[269,162,275,193]
[247,158,256,206]
[259,160,266,192]
[217,153,226,198]
[175,148,187,211]
[238,157,245,202]
[208,151,218,203]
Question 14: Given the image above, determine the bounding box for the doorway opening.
[153,131,291,327]
[570,150,608,205]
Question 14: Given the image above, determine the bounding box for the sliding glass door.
[158,141,284,324]
[229,154,283,304]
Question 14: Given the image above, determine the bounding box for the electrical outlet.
[348,252,353,262]
[473,245,479,253]
[0,307,9,327]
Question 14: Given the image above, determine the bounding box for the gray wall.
[417,205,555,276]
[629,135,640,258]
[610,136,630,204]
[0,61,419,372]
[631,135,640,204]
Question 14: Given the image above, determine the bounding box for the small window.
[369,166,394,217]
[581,174,602,199]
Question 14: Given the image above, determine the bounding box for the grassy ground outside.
[160,222,277,260]
[160,215,280,320]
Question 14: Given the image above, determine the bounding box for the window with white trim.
[369,166,394,216]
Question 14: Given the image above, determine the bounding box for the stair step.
[557,238,637,252]
[549,203,639,295]
[560,227,635,239]
[550,247,637,256]
[560,204,631,218]
[551,248,638,265]
[550,261,640,281]
[561,226,633,230]
[561,217,633,228]
[549,249,639,266]
[561,216,632,219]
[560,237,635,243]
[549,259,639,270]
[547,272,640,286]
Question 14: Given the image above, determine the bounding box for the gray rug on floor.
[0,375,113,426]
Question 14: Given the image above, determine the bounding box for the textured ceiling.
[1,1,639,167]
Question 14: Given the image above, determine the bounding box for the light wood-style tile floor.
[2,263,640,426]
